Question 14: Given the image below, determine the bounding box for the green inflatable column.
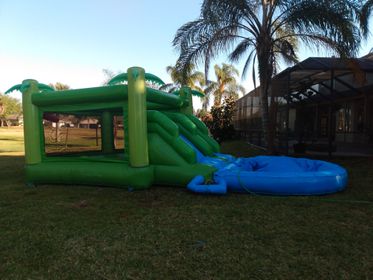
[127,67,149,167]
[180,86,193,115]
[22,80,42,165]
[101,111,114,153]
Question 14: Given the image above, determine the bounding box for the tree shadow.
[0,155,25,184]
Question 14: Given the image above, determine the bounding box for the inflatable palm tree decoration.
[5,81,55,94]
[108,72,166,87]
[5,82,57,123]
[108,71,204,98]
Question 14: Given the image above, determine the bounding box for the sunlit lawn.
[0,127,24,154]
[43,127,125,154]
[0,128,372,279]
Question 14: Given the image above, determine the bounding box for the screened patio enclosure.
[234,56,373,156]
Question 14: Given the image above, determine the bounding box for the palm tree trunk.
[213,91,222,106]
[202,97,208,111]
[259,79,273,153]
[258,52,275,154]
[217,83,225,106]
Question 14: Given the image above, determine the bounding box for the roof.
[6,114,22,121]
[243,56,373,104]
[79,118,99,124]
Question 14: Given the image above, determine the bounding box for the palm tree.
[161,63,205,93]
[173,0,369,152]
[204,63,245,109]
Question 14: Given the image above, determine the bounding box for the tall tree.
[173,0,369,152]
[204,63,245,109]
[101,69,117,85]
[161,63,205,93]
[49,82,70,91]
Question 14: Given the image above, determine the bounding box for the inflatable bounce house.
[6,67,348,195]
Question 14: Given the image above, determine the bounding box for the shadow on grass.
[0,137,23,141]
[0,155,25,184]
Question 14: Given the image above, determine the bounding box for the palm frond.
[190,89,205,97]
[145,73,165,86]
[108,72,165,86]
[241,50,256,79]
[229,40,255,63]
[361,0,373,37]
[108,73,128,85]
[173,9,242,79]
[273,38,299,65]
[5,82,55,94]
[5,84,22,94]
[204,82,218,95]
[159,83,179,93]
[39,83,55,92]
[283,0,360,57]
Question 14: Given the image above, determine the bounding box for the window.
[43,113,102,155]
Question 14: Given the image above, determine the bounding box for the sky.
[1,0,372,106]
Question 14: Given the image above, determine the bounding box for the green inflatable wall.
[7,67,219,190]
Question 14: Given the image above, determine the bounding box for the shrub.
[199,96,236,142]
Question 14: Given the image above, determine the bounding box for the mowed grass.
[0,127,24,154]
[0,129,372,279]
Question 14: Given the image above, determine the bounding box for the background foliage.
[200,96,236,142]
[0,93,22,126]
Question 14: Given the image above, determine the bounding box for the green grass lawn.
[0,128,372,279]
[0,127,24,154]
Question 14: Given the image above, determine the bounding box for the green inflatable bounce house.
[7,67,221,190]
[6,66,348,196]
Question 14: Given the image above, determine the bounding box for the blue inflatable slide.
[183,137,348,196]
